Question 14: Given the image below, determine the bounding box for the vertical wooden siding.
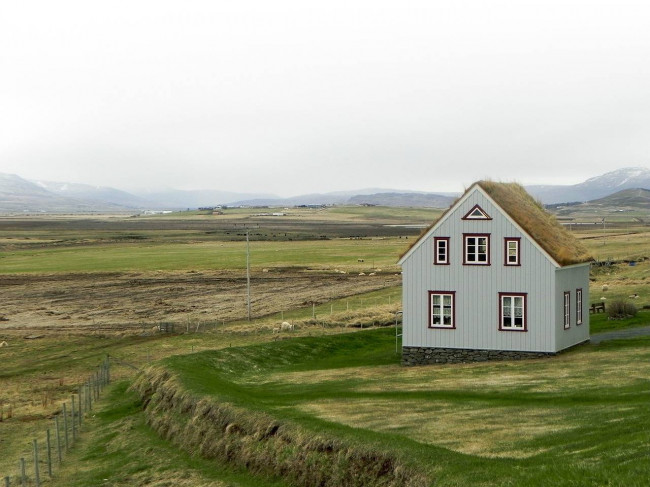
[402,188,559,353]
[554,264,591,350]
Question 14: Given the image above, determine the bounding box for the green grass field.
[123,328,650,486]
[1,210,650,486]
[0,238,408,273]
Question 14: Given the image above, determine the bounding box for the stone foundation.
[401,346,556,365]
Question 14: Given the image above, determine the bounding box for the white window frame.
[576,289,583,325]
[504,238,520,266]
[499,293,527,331]
[434,237,450,265]
[429,291,455,329]
[564,291,571,329]
[464,234,490,265]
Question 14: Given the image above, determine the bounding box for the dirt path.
[591,325,650,344]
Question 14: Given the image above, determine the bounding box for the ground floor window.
[429,291,455,328]
[564,291,571,329]
[576,288,583,325]
[499,293,527,331]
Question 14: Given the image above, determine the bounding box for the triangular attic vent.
[462,204,491,220]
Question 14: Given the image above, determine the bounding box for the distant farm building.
[398,181,593,365]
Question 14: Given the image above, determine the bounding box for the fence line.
[3,356,111,486]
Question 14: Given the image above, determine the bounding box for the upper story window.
[462,204,491,220]
[499,293,527,331]
[463,234,490,265]
[434,237,450,265]
[504,238,521,266]
[429,291,455,328]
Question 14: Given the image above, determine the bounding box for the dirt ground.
[0,270,400,335]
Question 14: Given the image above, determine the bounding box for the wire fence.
[2,357,111,486]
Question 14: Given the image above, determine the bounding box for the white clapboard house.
[398,181,593,365]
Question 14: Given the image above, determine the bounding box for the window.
[429,291,455,328]
[499,293,527,331]
[564,292,571,329]
[434,237,450,265]
[462,204,491,220]
[464,234,490,265]
[504,238,520,266]
[576,289,583,325]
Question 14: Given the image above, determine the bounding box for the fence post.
[62,403,69,452]
[78,386,83,427]
[54,416,62,464]
[33,439,40,487]
[71,396,77,442]
[4,476,9,487]
[46,429,52,478]
[87,381,92,411]
[20,458,25,485]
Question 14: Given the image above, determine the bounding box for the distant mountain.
[588,188,650,207]
[2,166,649,213]
[139,189,279,208]
[0,173,129,213]
[34,180,153,208]
[348,192,455,207]
[527,167,650,204]
[228,188,458,207]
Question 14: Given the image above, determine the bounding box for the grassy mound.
[131,330,428,487]
[131,329,650,487]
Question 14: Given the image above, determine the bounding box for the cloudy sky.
[2,0,649,196]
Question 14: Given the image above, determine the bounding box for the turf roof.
[400,181,593,266]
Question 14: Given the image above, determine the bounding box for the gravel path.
[591,325,650,344]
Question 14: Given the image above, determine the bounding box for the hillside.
[0,173,129,213]
[348,192,454,208]
[1,166,649,212]
[527,167,650,204]
[589,187,650,207]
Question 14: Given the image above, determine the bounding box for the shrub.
[608,300,638,319]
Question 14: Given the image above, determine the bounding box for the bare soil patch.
[0,270,400,334]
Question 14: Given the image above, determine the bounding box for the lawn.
[131,328,650,486]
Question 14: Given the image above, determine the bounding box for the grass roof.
[399,181,593,266]
[477,181,593,266]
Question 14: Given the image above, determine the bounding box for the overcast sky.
[2,1,649,196]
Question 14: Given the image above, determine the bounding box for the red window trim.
[463,233,491,266]
[434,237,450,265]
[564,291,571,329]
[504,237,521,266]
[462,204,492,220]
[498,292,528,332]
[428,290,456,329]
[576,288,583,325]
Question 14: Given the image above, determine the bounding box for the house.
[397,181,593,365]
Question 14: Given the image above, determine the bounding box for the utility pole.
[246,230,251,321]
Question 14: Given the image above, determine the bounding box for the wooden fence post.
[71,396,77,442]
[87,381,92,411]
[78,387,83,427]
[33,439,40,487]
[62,403,69,452]
[55,416,62,464]
[46,429,52,478]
